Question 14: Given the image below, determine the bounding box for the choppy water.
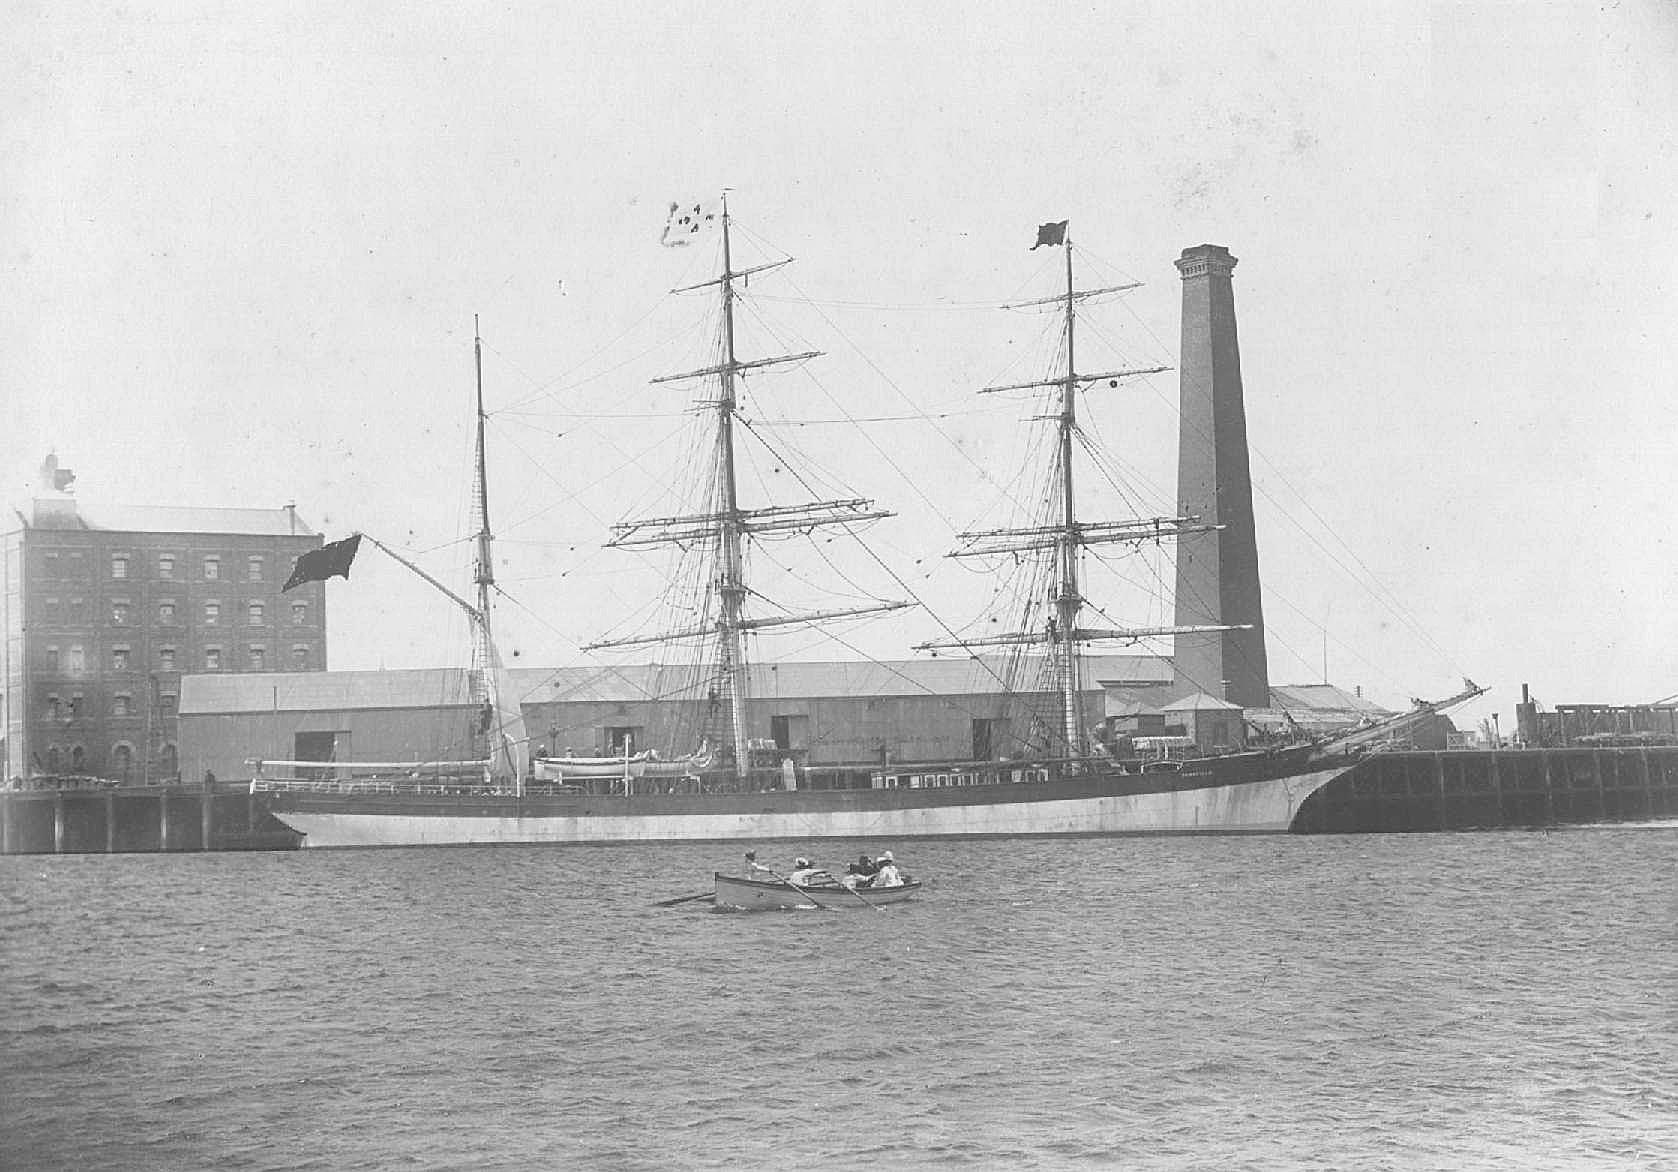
[3,829,1676,1170]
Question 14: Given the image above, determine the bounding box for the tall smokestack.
[1172,244,1271,707]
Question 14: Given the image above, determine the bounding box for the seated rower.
[843,854,878,888]
[871,850,904,888]
[743,850,772,879]
[788,857,837,887]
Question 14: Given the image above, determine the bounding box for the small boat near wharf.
[712,871,921,911]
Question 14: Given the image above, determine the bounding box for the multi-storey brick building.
[2,493,326,782]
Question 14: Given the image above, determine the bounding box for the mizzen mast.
[470,314,496,697]
[918,222,1239,759]
[467,315,524,790]
[585,196,907,781]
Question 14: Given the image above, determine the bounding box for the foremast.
[585,196,908,781]
[918,223,1241,759]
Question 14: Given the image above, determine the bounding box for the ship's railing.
[250,777,586,797]
[869,762,1054,790]
[249,757,493,782]
[248,757,585,798]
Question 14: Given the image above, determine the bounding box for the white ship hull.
[262,763,1352,848]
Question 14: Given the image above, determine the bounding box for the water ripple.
[2,831,1675,1168]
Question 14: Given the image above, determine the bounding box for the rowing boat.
[711,871,920,911]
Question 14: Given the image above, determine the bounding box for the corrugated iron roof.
[20,500,320,537]
[78,504,317,536]
[537,655,1168,702]
[180,654,1171,714]
[182,669,479,714]
[1270,684,1390,714]
[1160,691,1244,712]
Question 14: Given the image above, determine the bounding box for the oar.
[654,890,714,908]
[765,867,882,913]
[833,880,885,912]
[762,867,838,911]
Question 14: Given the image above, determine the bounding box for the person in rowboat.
[871,850,904,888]
[843,854,878,889]
[743,850,772,879]
[787,857,838,887]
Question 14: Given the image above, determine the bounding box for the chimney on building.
[1172,244,1271,708]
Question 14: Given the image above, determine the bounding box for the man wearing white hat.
[872,850,903,888]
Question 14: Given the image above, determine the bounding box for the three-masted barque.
[254,206,1473,848]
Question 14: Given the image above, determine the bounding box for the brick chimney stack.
[1172,245,1271,707]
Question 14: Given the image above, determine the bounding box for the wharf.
[0,781,302,855]
[1293,746,1678,833]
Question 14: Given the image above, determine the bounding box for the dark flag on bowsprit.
[1030,220,1069,250]
[283,534,362,592]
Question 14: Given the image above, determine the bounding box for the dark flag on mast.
[1030,220,1069,250]
[660,200,719,247]
[283,534,362,592]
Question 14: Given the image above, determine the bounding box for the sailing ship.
[253,205,1477,848]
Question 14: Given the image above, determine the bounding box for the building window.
[203,555,221,580]
[113,694,132,717]
[45,694,60,721]
[204,647,221,671]
[248,602,265,626]
[67,597,87,622]
[160,694,178,715]
[248,555,264,581]
[291,644,309,669]
[111,554,129,579]
[291,602,308,626]
[45,646,59,672]
[158,601,176,624]
[111,647,130,671]
[43,551,60,576]
[45,745,61,772]
[158,553,176,579]
[69,694,83,718]
[248,645,266,671]
[70,745,85,771]
[112,601,131,625]
[67,645,85,673]
[112,743,134,777]
[158,646,176,671]
[42,596,60,623]
[204,601,220,625]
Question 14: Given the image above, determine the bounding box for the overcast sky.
[6,1,1675,730]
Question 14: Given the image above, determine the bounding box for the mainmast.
[918,222,1241,760]
[585,196,908,781]
[714,206,752,785]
